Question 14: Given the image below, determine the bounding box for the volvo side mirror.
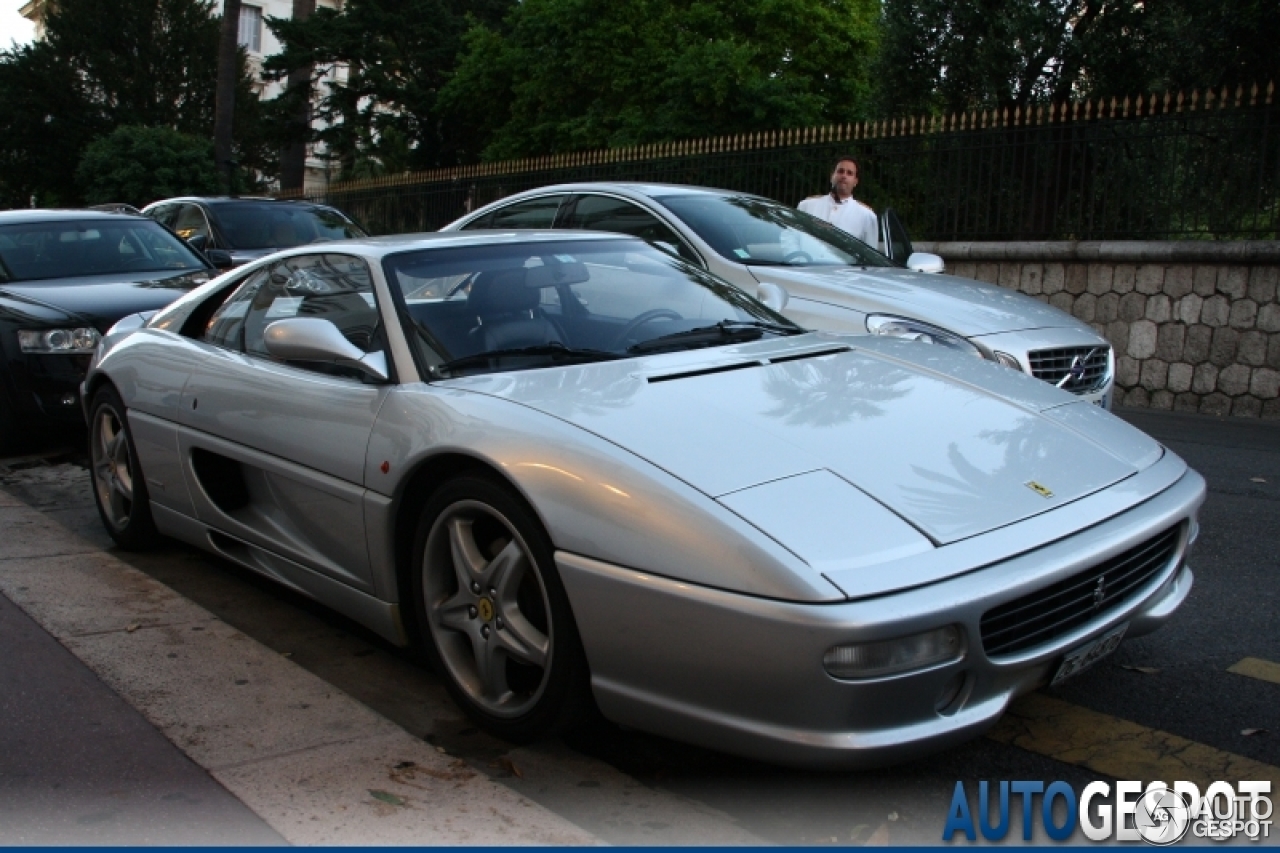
[756,282,789,312]
[906,252,946,274]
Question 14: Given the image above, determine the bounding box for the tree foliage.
[439,0,880,161]
[77,125,221,206]
[263,0,514,178]
[0,0,269,208]
[875,0,1280,117]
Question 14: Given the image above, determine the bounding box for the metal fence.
[294,82,1280,242]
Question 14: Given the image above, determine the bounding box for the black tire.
[409,473,592,742]
[88,385,159,550]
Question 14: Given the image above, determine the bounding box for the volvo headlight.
[17,327,102,353]
[823,625,964,680]
[865,315,983,358]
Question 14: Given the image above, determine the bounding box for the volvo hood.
[748,265,1082,337]
[452,335,1160,546]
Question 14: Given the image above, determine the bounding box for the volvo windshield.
[657,194,895,269]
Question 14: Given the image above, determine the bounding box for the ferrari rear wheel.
[410,473,591,742]
[89,385,158,550]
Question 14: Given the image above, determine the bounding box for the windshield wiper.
[627,320,802,354]
[433,342,625,376]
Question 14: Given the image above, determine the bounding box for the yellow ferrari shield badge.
[1025,481,1054,499]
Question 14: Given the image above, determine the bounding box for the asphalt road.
[1,406,1276,846]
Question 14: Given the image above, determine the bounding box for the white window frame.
[238,4,263,53]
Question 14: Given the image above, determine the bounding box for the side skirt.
[152,503,409,646]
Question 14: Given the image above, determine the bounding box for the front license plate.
[1051,623,1127,686]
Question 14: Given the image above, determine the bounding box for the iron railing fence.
[290,82,1279,241]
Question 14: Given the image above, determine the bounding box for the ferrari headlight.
[865,315,983,358]
[823,625,964,680]
[17,327,102,353]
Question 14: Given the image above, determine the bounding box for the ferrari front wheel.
[89,385,158,550]
[410,473,591,742]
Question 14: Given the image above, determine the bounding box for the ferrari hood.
[452,335,1159,545]
[749,265,1081,336]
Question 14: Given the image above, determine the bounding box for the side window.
[203,266,271,349]
[462,195,566,230]
[241,253,380,376]
[564,195,701,264]
[172,205,211,243]
[146,204,178,228]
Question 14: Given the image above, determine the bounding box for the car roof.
[144,196,332,208]
[0,208,149,224]
[255,229,645,261]
[515,182,746,199]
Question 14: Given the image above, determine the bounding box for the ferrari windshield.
[0,219,207,283]
[657,194,895,269]
[384,238,803,377]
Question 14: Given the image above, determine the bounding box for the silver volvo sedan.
[83,231,1201,768]
[442,184,1115,409]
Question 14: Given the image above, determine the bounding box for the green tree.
[439,0,880,161]
[77,125,222,206]
[0,41,104,207]
[874,0,1280,117]
[263,0,513,179]
[0,0,270,207]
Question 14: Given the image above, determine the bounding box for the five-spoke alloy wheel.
[411,474,590,741]
[89,385,158,550]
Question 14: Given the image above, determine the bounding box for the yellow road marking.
[1229,657,1280,686]
[987,693,1280,790]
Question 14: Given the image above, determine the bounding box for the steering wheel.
[611,308,683,348]
[782,251,813,265]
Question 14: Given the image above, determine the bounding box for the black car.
[0,210,215,451]
[141,196,367,268]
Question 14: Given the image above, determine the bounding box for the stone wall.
[913,241,1280,419]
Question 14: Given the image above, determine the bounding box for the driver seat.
[467,268,563,351]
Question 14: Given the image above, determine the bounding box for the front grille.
[1029,346,1110,394]
[980,524,1182,657]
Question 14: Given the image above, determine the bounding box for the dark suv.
[141,197,368,268]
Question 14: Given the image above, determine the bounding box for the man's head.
[830,156,859,199]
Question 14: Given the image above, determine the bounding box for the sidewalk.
[0,479,600,846]
[0,587,285,845]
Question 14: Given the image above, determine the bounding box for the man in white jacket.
[797,156,878,247]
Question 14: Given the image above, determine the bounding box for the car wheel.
[410,473,592,742]
[89,385,158,550]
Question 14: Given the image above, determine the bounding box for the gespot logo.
[943,779,1273,844]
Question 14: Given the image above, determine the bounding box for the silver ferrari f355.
[82,230,1204,768]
